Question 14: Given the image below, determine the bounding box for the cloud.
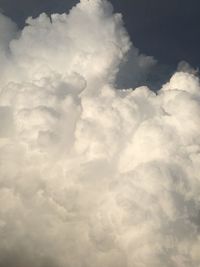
[0,0,200,266]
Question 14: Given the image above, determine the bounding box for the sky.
[0,0,200,67]
[1,1,200,267]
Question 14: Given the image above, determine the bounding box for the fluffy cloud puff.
[0,0,200,266]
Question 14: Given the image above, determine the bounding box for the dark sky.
[0,0,200,68]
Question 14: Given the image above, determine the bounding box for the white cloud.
[0,0,200,266]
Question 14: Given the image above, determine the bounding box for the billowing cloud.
[0,0,200,266]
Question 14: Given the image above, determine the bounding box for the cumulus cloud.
[0,0,200,266]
